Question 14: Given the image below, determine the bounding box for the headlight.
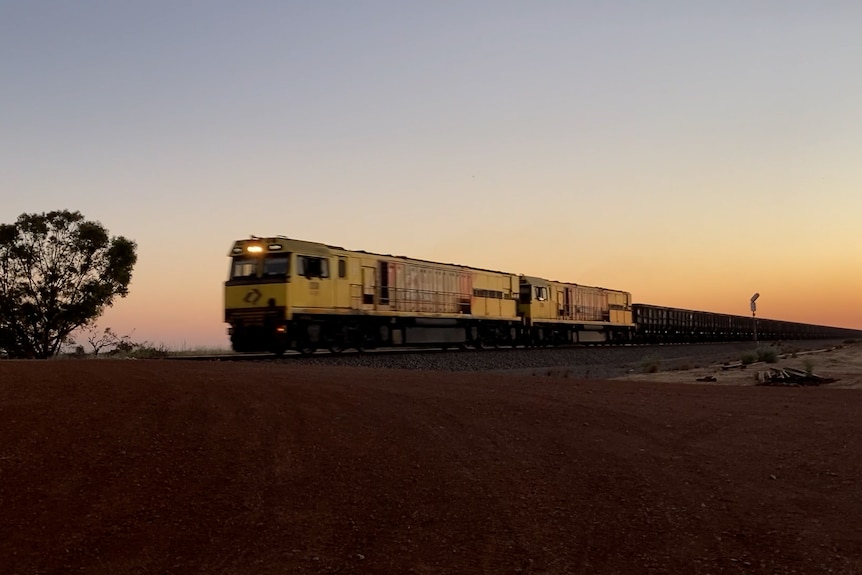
[247,246,263,253]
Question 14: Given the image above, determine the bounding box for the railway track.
[165,340,847,380]
[166,345,464,362]
[166,341,685,362]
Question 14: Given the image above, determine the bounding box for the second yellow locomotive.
[224,236,634,354]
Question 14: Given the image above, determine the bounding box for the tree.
[0,210,137,358]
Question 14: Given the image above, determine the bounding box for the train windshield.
[231,257,257,279]
[263,254,290,278]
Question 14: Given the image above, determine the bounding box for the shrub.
[803,358,815,376]
[641,356,661,373]
[740,352,757,366]
[756,347,778,364]
[122,343,170,359]
[104,338,170,359]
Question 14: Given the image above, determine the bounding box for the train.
[224,236,862,354]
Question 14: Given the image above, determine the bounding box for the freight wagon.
[632,303,861,344]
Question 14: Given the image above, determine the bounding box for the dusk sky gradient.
[2,1,861,348]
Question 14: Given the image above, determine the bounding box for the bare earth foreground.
[2,349,862,575]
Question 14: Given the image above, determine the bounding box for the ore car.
[632,303,861,343]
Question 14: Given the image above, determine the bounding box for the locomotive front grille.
[225,307,286,326]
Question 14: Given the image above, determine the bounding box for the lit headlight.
[247,246,263,253]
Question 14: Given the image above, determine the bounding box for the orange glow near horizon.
[85,234,862,353]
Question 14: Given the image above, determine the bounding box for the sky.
[2,1,861,349]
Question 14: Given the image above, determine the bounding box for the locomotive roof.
[520,275,629,296]
[233,236,629,295]
[233,236,520,277]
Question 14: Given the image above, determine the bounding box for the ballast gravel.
[294,339,841,379]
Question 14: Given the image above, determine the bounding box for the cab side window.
[297,255,330,278]
[535,286,548,301]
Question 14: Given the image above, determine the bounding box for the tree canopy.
[0,210,137,358]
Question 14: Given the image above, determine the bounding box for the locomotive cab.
[224,237,345,354]
[518,277,551,319]
[518,275,634,345]
[224,239,295,353]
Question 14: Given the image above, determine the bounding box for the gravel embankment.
[292,340,844,379]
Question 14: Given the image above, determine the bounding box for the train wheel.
[536,329,547,347]
[298,343,317,356]
[354,333,375,353]
[474,335,494,350]
[326,326,349,354]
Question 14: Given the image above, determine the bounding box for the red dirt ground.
[1,360,861,574]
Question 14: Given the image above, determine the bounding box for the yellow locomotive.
[519,276,634,345]
[224,236,634,353]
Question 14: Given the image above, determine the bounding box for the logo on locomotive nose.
[243,289,262,304]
